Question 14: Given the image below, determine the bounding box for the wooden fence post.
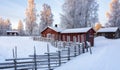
[13,49,15,59]
[14,59,17,70]
[86,42,92,54]
[89,45,92,54]
[74,45,77,57]
[63,42,65,48]
[15,46,17,58]
[78,44,81,55]
[13,49,17,70]
[47,44,52,70]
[34,46,37,70]
[82,43,85,53]
[67,47,70,61]
[85,42,89,52]
[58,51,61,66]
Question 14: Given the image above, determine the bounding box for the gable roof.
[97,27,119,33]
[61,27,92,33]
[41,26,63,33]
[48,26,63,32]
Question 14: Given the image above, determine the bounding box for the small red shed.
[41,26,95,46]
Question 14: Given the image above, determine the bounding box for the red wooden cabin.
[61,27,95,46]
[41,26,95,46]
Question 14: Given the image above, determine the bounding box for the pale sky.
[0,0,111,29]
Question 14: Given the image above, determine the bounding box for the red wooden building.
[41,26,62,41]
[41,26,95,46]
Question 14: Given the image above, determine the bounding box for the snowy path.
[55,37,120,70]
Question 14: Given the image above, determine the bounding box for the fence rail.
[0,41,92,70]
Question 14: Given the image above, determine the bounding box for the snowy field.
[0,36,57,63]
[55,36,120,70]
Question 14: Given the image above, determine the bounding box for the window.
[47,33,51,39]
[52,34,55,38]
[113,34,115,36]
[67,36,70,42]
[73,36,77,42]
[63,35,65,41]
[81,34,84,42]
[52,34,55,40]
[59,35,61,41]
[116,33,119,38]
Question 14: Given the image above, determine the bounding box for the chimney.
[55,24,57,28]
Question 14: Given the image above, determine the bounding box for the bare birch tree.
[25,0,37,35]
[106,0,120,28]
[61,0,98,28]
[17,20,24,36]
[39,4,53,33]
[0,17,11,35]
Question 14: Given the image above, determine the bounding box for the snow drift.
[55,36,120,70]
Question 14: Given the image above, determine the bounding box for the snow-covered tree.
[61,0,98,28]
[17,20,24,36]
[32,23,39,36]
[94,22,102,31]
[5,19,11,30]
[25,0,37,35]
[0,17,4,35]
[0,17,11,35]
[106,0,120,28]
[39,4,53,33]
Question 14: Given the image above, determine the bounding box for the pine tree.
[25,0,37,35]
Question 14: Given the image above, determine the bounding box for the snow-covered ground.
[0,36,120,70]
[0,36,57,63]
[55,36,120,70]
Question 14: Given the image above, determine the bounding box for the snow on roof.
[48,26,63,32]
[97,27,119,33]
[6,31,18,33]
[61,27,92,33]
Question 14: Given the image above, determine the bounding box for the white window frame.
[67,36,70,42]
[73,36,77,43]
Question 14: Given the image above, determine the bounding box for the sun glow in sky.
[0,0,111,29]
